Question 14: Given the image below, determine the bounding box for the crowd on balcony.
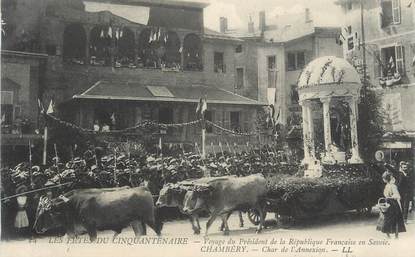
[62,23,203,72]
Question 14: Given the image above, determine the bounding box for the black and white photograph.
[0,0,414,256]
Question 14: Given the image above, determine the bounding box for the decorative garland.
[205,120,257,136]
[46,113,202,134]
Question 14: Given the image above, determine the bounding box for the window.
[214,52,225,73]
[46,44,57,56]
[381,45,405,76]
[287,52,305,71]
[230,111,241,132]
[347,35,355,51]
[380,0,401,28]
[290,85,299,104]
[204,110,214,133]
[346,1,353,10]
[268,56,276,70]
[267,55,277,88]
[159,107,173,124]
[297,52,305,69]
[1,91,13,126]
[235,44,243,53]
[236,68,244,89]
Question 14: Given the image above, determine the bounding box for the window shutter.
[0,91,13,105]
[243,110,250,132]
[135,107,142,124]
[392,0,401,24]
[373,49,382,78]
[215,109,222,135]
[395,44,405,75]
[224,110,230,129]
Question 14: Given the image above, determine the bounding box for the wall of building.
[1,52,46,129]
[340,0,415,134]
[343,0,415,43]
[342,0,415,86]
[257,44,286,120]
[234,41,259,101]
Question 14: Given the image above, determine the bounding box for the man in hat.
[396,161,414,223]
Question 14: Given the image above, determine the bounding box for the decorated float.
[250,56,384,223]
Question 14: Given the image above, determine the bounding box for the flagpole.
[211,142,216,158]
[28,140,33,188]
[201,127,206,159]
[43,125,48,165]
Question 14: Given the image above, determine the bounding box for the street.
[1,208,415,257]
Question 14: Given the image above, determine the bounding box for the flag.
[120,29,123,38]
[46,99,54,114]
[38,98,44,113]
[158,137,162,150]
[100,29,104,38]
[149,31,154,43]
[108,26,112,38]
[1,113,5,124]
[158,29,161,41]
[115,29,119,39]
[389,56,395,68]
[196,97,207,117]
[110,113,116,125]
[266,104,275,127]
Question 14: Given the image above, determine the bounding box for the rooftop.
[74,80,265,106]
[298,56,361,89]
[85,0,209,9]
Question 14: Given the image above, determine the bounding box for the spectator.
[14,184,29,237]
[396,161,414,223]
[377,172,406,238]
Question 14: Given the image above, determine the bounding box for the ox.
[33,187,162,241]
[156,177,245,234]
[182,174,267,236]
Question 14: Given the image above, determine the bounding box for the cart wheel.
[247,209,266,225]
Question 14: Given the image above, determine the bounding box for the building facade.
[221,10,343,143]
[1,0,266,163]
[336,0,415,164]
[1,50,47,166]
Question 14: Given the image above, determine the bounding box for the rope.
[0,182,73,202]
[206,120,257,136]
[46,113,201,134]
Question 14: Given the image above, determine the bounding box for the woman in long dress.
[14,185,30,237]
[377,172,406,238]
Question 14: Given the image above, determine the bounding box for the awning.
[73,80,266,106]
[1,134,43,146]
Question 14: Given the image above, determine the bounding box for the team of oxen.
[34,174,267,241]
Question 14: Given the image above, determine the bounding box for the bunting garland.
[44,113,202,134]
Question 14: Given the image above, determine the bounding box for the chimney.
[220,17,228,33]
[305,8,312,23]
[248,16,254,33]
[259,11,266,32]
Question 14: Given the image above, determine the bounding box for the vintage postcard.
[1,0,415,257]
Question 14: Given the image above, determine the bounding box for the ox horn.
[58,195,70,203]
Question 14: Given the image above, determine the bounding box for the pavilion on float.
[297,56,363,177]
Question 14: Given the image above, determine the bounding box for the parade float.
[255,56,384,222]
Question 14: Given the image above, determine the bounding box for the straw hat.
[15,184,28,194]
